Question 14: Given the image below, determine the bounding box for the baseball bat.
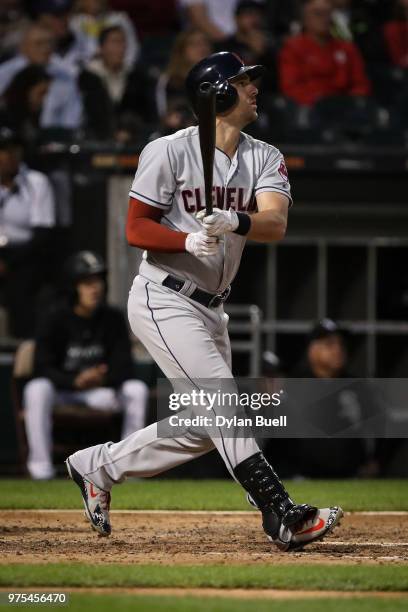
[196,82,216,216]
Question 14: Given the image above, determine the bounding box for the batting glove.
[185,230,219,258]
[197,208,239,236]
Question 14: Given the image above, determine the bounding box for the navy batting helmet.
[186,51,265,115]
[65,251,106,282]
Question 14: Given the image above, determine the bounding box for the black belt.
[162,275,231,308]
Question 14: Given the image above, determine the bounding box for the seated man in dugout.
[292,319,381,478]
[23,250,149,480]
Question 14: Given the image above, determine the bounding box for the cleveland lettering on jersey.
[181,186,256,213]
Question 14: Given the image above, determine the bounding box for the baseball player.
[66,52,343,551]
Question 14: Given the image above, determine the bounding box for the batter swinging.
[66,52,343,551]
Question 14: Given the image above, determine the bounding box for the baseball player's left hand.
[197,208,239,236]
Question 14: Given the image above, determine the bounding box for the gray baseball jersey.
[67,126,293,490]
[129,125,292,293]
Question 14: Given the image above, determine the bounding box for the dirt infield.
[0,511,407,565]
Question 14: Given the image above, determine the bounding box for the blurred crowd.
[0,0,406,148]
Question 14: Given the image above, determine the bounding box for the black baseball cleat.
[266,505,344,551]
[236,453,343,553]
[248,494,344,551]
[65,457,111,537]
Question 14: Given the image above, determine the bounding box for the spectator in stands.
[0,0,30,64]
[110,0,179,39]
[0,128,56,338]
[70,0,140,68]
[178,0,239,42]
[264,0,301,40]
[23,250,149,480]
[34,0,90,73]
[81,25,155,140]
[0,66,52,145]
[216,1,278,93]
[0,24,83,130]
[155,29,211,118]
[279,0,371,107]
[384,0,408,68]
[290,319,381,478]
[326,1,394,109]
[330,0,389,65]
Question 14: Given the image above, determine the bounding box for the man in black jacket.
[23,250,148,480]
[290,319,380,477]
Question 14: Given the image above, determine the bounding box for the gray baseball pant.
[68,271,260,490]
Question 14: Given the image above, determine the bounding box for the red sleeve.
[126,197,188,252]
[348,43,371,96]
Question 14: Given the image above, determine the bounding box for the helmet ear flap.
[215,80,238,114]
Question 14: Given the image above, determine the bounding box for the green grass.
[0,478,407,511]
[1,564,407,592]
[19,594,408,612]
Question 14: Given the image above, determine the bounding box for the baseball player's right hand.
[185,230,218,258]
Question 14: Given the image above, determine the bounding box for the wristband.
[233,212,252,236]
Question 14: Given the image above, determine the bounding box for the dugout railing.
[260,237,408,378]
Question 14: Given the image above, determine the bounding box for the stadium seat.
[11,340,122,475]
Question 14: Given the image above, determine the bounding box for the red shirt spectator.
[279,0,371,107]
[279,34,371,106]
[383,21,408,68]
[383,0,408,68]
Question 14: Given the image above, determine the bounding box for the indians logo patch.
[278,160,288,181]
